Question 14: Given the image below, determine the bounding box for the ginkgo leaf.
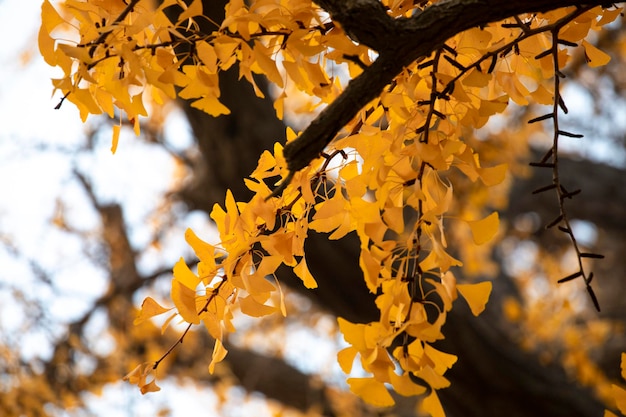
[383,206,404,234]
[123,362,151,386]
[196,41,218,73]
[479,164,507,186]
[389,371,427,397]
[360,248,381,293]
[124,361,160,394]
[467,212,499,245]
[140,379,161,395]
[202,311,222,340]
[253,43,284,88]
[161,312,177,334]
[612,384,626,415]
[38,26,57,66]
[41,0,64,32]
[424,344,458,373]
[337,346,358,374]
[111,125,120,154]
[457,282,492,316]
[582,40,611,67]
[347,378,395,407]
[337,317,367,351]
[273,91,286,120]
[171,279,200,324]
[39,1,64,65]
[414,365,451,389]
[621,352,626,380]
[239,295,276,317]
[294,257,318,289]
[177,0,202,24]
[208,339,228,374]
[191,96,231,117]
[134,297,172,325]
[184,228,217,272]
[419,391,446,417]
[173,257,200,290]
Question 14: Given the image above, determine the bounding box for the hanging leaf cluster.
[40,0,620,413]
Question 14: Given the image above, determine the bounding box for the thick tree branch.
[283,0,614,177]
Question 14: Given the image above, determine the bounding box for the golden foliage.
[39,0,623,415]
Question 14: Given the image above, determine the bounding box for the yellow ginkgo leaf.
[479,163,507,187]
[177,0,202,24]
[294,257,318,289]
[123,362,151,386]
[337,346,358,374]
[208,339,228,374]
[253,43,284,88]
[467,212,499,245]
[191,96,231,117]
[419,392,446,417]
[140,378,161,395]
[424,344,458,373]
[41,0,65,32]
[620,352,626,380]
[347,378,395,407]
[134,297,172,325]
[123,362,161,394]
[161,312,177,334]
[239,295,276,317]
[582,40,611,68]
[110,124,120,155]
[612,384,626,415]
[184,228,217,272]
[389,371,427,397]
[171,279,200,324]
[457,281,492,316]
[173,257,200,290]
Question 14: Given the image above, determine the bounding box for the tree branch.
[283,0,613,178]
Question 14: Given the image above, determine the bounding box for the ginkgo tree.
[38,0,626,416]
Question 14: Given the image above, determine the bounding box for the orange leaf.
[612,384,626,415]
[124,362,160,394]
[191,96,231,117]
[457,282,492,316]
[582,40,611,68]
[171,279,199,324]
[110,125,120,154]
[177,0,202,24]
[173,257,200,291]
[347,378,395,407]
[467,212,499,245]
[389,371,427,397]
[134,297,172,326]
[185,228,217,271]
[253,43,284,88]
[294,257,318,289]
[209,339,228,374]
[140,378,161,394]
[419,392,445,417]
[479,164,507,186]
[337,346,358,374]
[239,295,276,317]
